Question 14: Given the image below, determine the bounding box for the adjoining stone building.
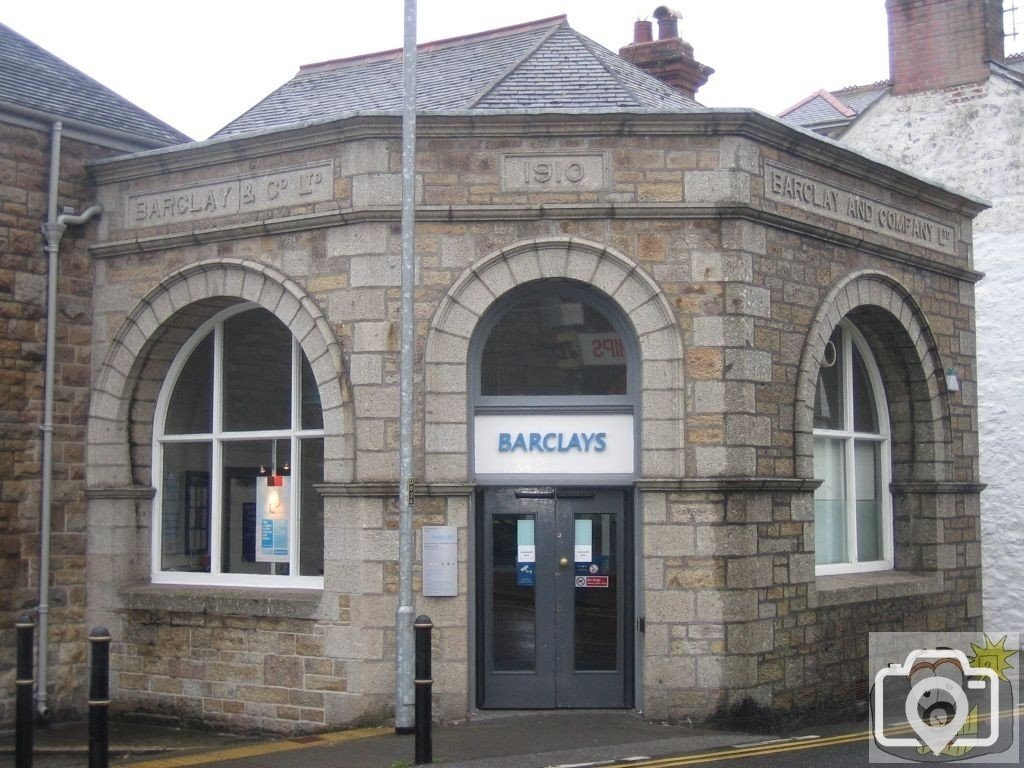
[781,0,1021,633]
[0,22,188,725]
[5,9,987,734]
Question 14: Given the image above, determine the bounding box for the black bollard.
[16,615,34,768]
[88,626,112,768]
[413,615,433,765]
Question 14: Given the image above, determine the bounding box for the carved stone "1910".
[502,153,606,192]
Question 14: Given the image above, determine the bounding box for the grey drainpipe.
[39,120,103,719]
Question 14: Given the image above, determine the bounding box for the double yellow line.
[602,730,868,767]
[127,726,391,768]
[606,708,1019,768]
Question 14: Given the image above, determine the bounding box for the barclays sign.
[475,414,633,476]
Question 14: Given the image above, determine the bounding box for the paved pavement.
[8,710,769,768]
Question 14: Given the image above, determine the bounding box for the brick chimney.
[887,0,1004,95]
[619,6,714,100]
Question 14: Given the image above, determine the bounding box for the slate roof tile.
[779,82,889,134]
[0,22,190,146]
[215,17,700,138]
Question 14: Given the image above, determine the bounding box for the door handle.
[559,557,570,567]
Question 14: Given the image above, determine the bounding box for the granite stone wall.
[0,123,114,727]
[83,113,983,732]
[841,72,1024,634]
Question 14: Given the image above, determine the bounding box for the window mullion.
[209,320,225,576]
[289,339,301,578]
[842,334,859,566]
[844,436,857,566]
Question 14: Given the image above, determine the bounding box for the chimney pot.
[620,5,713,100]
[634,19,653,44]
[657,16,678,40]
[653,5,682,39]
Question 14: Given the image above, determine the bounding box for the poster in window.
[255,476,290,562]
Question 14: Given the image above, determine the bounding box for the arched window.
[476,282,634,404]
[471,281,638,482]
[813,319,892,574]
[153,304,324,587]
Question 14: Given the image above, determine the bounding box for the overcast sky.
[5,1,1023,141]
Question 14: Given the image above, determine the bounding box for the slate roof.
[783,52,1024,137]
[778,82,890,137]
[215,16,701,138]
[0,22,190,147]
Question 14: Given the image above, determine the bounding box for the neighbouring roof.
[214,16,702,138]
[783,53,1024,136]
[778,82,890,137]
[0,22,191,147]
[1005,51,1024,75]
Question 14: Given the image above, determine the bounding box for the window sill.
[121,583,322,619]
[810,571,943,608]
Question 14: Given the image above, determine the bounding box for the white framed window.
[152,303,324,588]
[813,320,893,574]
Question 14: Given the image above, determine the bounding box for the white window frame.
[814,320,893,575]
[151,303,325,589]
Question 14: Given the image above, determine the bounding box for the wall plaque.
[502,153,606,192]
[422,525,458,597]
[764,162,957,256]
[126,162,334,228]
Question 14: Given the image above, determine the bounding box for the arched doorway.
[471,280,638,708]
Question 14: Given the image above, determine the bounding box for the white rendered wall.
[841,73,1024,631]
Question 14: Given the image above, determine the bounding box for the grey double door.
[477,487,633,708]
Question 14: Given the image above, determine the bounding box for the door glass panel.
[492,514,536,671]
[573,512,617,672]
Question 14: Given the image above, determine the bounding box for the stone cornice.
[314,482,475,498]
[87,110,987,217]
[636,477,823,492]
[86,485,156,500]
[890,480,987,495]
[90,203,983,283]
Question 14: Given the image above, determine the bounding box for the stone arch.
[87,258,350,488]
[795,269,952,484]
[423,237,685,482]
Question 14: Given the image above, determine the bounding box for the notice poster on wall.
[574,519,593,563]
[423,526,458,597]
[255,475,290,562]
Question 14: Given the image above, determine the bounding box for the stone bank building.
[5,10,986,733]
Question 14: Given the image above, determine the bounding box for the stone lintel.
[315,482,474,497]
[890,480,986,494]
[637,477,821,493]
[86,485,156,500]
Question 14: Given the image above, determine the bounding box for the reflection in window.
[155,305,325,586]
[812,320,891,573]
